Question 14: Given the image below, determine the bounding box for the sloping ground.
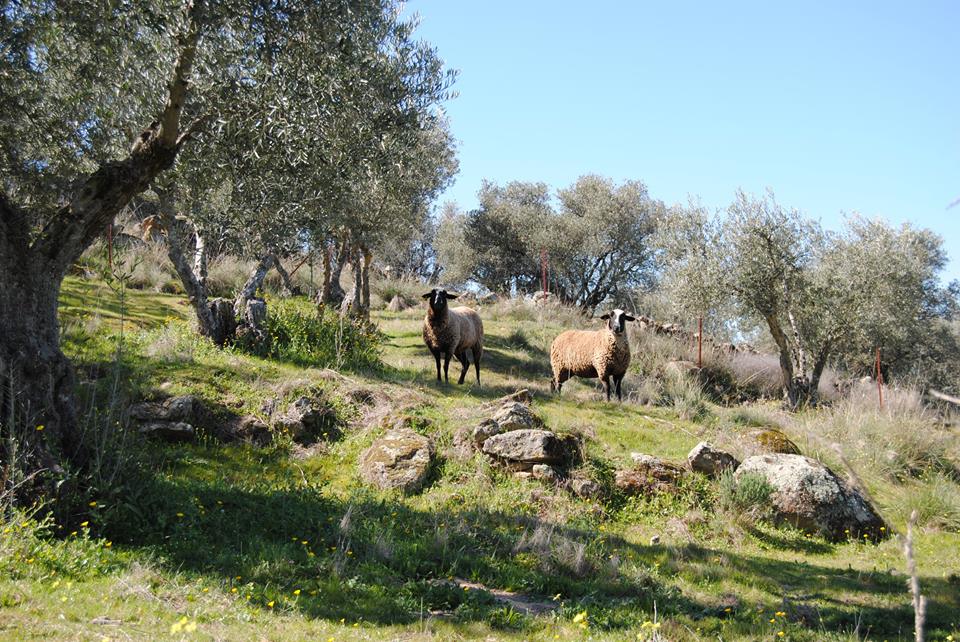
[1,278,958,641]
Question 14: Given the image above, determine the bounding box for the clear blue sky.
[406,1,960,282]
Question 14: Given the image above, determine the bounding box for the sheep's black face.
[422,288,458,314]
[600,308,636,334]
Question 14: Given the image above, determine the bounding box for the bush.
[718,470,774,522]
[249,298,382,370]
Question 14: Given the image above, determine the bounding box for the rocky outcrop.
[129,395,210,442]
[687,441,739,477]
[220,415,271,446]
[616,454,685,495]
[359,428,434,493]
[274,396,339,444]
[735,453,886,540]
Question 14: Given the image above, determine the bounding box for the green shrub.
[718,470,774,518]
[250,298,382,370]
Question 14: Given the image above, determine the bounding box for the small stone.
[687,441,740,477]
[617,454,685,495]
[571,478,602,499]
[531,464,561,483]
[650,535,661,545]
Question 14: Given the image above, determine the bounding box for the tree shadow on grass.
[100,443,959,637]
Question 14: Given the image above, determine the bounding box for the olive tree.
[659,190,949,408]
[1,0,208,479]
[436,176,661,312]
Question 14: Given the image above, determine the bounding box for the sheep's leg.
[472,346,482,386]
[615,375,624,402]
[443,352,452,383]
[431,348,442,382]
[602,375,612,401]
[456,351,469,385]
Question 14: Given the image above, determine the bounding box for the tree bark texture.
[360,245,372,321]
[0,2,204,487]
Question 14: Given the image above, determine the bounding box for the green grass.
[1,278,959,640]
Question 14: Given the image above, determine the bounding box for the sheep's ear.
[422,292,433,299]
[446,292,459,299]
[623,314,636,322]
[600,313,611,320]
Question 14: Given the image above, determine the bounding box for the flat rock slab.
[359,428,434,493]
[482,429,566,465]
[736,453,886,540]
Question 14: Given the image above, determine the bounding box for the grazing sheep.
[422,288,484,385]
[550,309,636,401]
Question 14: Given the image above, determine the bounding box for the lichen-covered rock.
[274,396,339,443]
[472,419,504,448]
[129,395,206,424]
[617,454,685,495]
[747,429,801,455]
[570,478,602,499]
[129,395,210,442]
[359,428,434,493]
[531,464,561,483]
[687,441,740,477]
[482,429,567,465]
[138,421,195,442]
[491,401,543,431]
[735,454,886,540]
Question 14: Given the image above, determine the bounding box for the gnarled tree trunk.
[0,4,202,487]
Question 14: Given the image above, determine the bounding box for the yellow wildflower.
[293,589,301,595]
[573,611,588,623]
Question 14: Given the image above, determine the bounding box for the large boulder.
[482,429,568,468]
[274,396,339,443]
[359,428,434,493]
[735,454,886,540]
[616,454,685,495]
[746,429,801,455]
[687,441,740,477]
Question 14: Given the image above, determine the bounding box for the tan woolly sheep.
[550,308,636,401]
[422,288,484,385]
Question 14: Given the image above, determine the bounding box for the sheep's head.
[422,288,458,315]
[600,309,636,334]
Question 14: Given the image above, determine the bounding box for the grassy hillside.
[1,277,959,641]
